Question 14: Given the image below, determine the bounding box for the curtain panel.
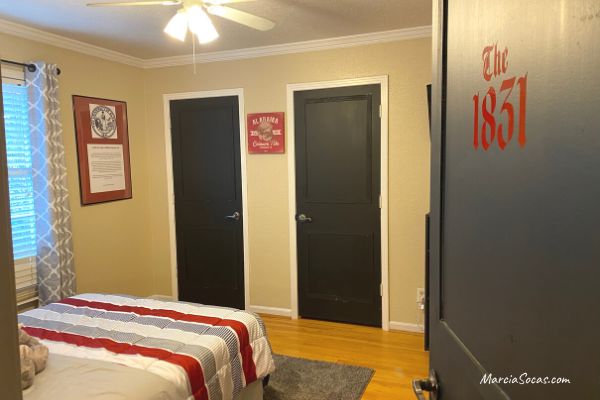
[26,62,76,305]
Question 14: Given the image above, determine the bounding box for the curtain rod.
[0,59,62,75]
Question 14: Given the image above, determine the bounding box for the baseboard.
[148,297,291,318]
[389,321,425,333]
[148,294,175,301]
[149,298,407,331]
[248,305,292,317]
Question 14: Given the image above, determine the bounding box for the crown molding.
[0,16,431,70]
[143,25,432,69]
[0,17,144,68]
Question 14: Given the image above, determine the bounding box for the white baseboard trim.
[248,305,292,317]
[389,321,425,333]
[148,297,292,317]
[148,294,175,301]
[148,299,410,332]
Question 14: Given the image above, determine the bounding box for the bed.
[18,294,275,400]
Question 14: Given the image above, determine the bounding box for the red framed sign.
[247,112,285,154]
[72,95,132,205]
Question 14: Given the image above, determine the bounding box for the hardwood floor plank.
[261,315,429,400]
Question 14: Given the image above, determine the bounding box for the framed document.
[72,95,132,205]
[247,112,285,154]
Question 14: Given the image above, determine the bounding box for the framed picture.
[247,112,285,154]
[72,95,132,205]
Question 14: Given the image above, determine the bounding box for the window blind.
[2,68,38,309]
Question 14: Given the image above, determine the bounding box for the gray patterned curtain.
[26,62,76,305]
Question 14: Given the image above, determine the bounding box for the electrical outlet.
[416,288,425,311]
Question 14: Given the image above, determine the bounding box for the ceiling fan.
[87,0,275,44]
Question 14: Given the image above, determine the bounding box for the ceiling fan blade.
[87,1,181,7]
[207,5,275,31]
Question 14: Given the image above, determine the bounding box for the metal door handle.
[295,213,312,223]
[412,370,438,400]
[225,211,240,221]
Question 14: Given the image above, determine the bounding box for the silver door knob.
[412,370,438,400]
[296,213,312,223]
[225,211,240,221]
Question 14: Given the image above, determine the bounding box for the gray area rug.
[264,354,374,400]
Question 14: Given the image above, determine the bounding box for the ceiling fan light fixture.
[187,5,219,44]
[164,9,188,41]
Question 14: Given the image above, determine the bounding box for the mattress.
[23,354,264,400]
[19,294,275,400]
[23,353,181,400]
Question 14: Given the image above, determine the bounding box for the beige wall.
[0,33,154,297]
[143,38,432,325]
[1,32,431,326]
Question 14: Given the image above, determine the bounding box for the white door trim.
[162,89,250,310]
[286,76,390,331]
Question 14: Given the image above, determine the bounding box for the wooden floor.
[261,315,429,400]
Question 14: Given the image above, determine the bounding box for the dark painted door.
[170,96,244,309]
[421,1,600,399]
[295,85,381,327]
[0,65,24,399]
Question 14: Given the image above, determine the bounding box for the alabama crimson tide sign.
[247,112,285,154]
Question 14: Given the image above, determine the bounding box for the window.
[2,65,38,308]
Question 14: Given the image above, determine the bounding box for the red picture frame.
[72,95,132,205]
[247,112,285,154]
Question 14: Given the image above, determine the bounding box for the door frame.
[286,76,390,330]
[162,89,250,310]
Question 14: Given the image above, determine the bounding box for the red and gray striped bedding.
[18,294,275,400]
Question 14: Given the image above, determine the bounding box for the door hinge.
[380,283,383,297]
[379,104,382,118]
[379,194,382,209]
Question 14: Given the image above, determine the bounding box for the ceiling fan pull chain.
[193,37,197,75]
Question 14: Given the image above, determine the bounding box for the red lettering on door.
[474,44,527,151]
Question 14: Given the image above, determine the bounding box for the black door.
[420,0,600,399]
[295,85,381,327]
[170,96,244,309]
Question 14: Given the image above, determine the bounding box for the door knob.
[225,211,240,221]
[412,370,438,400]
[295,213,312,223]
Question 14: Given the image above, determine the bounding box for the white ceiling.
[0,0,432,59]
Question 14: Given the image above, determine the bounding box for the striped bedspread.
[18,294,275,400]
